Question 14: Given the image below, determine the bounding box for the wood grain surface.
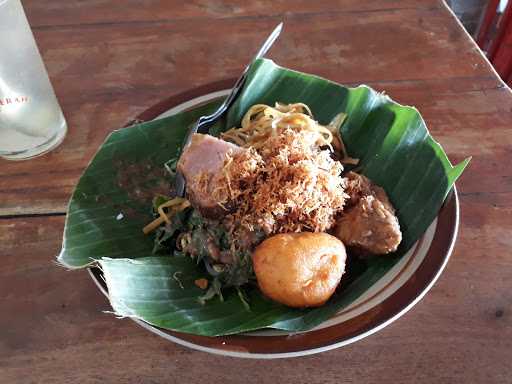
[0,0,510,383]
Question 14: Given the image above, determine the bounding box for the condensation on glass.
[0,0,67,160]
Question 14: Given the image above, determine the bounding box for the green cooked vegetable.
[58,59,469,336]
[154,205,257,305]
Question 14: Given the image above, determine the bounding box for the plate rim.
[88,79,460,359]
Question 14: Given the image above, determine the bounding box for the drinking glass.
[0,0,67,160]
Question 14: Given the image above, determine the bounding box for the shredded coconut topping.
[213,123,347,234]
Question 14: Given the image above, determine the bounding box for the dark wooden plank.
[0,5,505,215]
[0,205,510,383]
[23,0,439,27]
[1,84,509,216]
[31,6,499,102]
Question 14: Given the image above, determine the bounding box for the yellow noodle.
[222,103,347,157]
[143,198,191,234]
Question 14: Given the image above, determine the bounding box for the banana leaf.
[58,59,469,336]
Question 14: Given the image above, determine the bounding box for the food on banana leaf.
[144,102,402,307]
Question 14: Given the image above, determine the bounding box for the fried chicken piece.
[335,172,402,255]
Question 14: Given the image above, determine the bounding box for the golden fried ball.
[252,232,347,308]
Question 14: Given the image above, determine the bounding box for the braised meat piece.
[177,134,246,215]
[335,172,402,254]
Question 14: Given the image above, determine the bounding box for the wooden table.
[1,1,510,382]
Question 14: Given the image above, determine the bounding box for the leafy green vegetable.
[160,207,258,304]
[59,59,469,335]
[152,207,189,254]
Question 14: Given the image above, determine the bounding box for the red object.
[476,0,501,49]
[477,1,512,85]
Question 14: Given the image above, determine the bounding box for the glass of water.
[0,0,67,160]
